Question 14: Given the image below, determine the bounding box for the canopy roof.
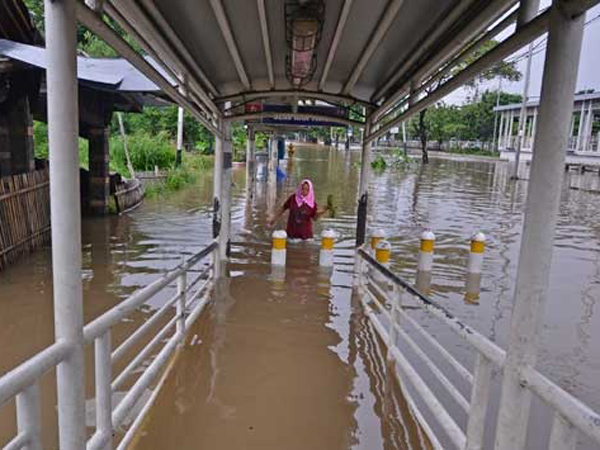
[76,0,598,140]
[0,39,167,92]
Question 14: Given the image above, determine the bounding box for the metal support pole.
[356,116,372,247]
[402,121,407,155]
[213,120,224,276]
[582,101,593,152]
[221,121,233,260]
[177,260,187,342]
[94,331,112,450]
[494,4,585,449]
[246,127,255,191]
[176,77,186,167]
[16,383,42,450]
[513,0,540,177]
[44,0,86,448]
[176,107,184,167]
[575,101,586,151]
[492,79,502,151]
[498,112,505,150]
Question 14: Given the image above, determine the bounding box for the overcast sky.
[447,3,600,104]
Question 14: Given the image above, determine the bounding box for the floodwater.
[0,145,599,449]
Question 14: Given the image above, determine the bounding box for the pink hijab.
[295,179,315,208]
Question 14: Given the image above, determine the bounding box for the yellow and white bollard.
[319,229,336,267]
[375,240,392,287]
[465,273,482,305]
[467,232,486,274]
[370,228,386,254]
[271,230,287,266]
[375,240,391,266]
[418,230,435,272]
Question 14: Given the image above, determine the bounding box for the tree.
[413,39,522,163]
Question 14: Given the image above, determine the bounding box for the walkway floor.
[127,238,429,449]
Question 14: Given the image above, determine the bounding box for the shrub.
[110,131,176,174]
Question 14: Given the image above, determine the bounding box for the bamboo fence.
[0,169,51,270]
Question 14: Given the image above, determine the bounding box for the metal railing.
[355,247,600,449]
[0,240,218,450]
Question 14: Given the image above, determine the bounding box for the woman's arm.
[268,196,292,228]
[313,204,330,221]
[268,206,287,228]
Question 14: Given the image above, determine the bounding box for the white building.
[495,92,600,161]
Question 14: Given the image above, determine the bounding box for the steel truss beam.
[366,7,552,144]
[216,89,374,108]
[105,1,219,116]
[257,0,275,90]
[319,0,354,91]
[372,0,517,106]
[209,0,251,91]
[342,0,405,95]
[224,112,364,128]
[76,3,221,137]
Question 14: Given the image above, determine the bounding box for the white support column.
[213,120,224,274]
[176,106,184,165]
[176,75,186,167]
[498,112,506,149]
[513,0,540,178]
[505,111,513,148]
[576,101,586,151]
[246,127,256,193]
[220,121,233,260]
[582,101,593,152]
[531,108,538,147]
[356,115,372,247]
[44,0,86,448]
[494,4,585,449]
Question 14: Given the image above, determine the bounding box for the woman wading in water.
[268,179,329,240]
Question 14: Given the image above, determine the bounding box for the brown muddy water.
[0,145,599,449]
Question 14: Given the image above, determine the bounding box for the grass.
[144,152,213,198]
[33,122,213,199]
[446,146,500,158]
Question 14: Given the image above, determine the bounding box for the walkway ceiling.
[78,0,599,140]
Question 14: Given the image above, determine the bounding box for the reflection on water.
[1,146,599,449]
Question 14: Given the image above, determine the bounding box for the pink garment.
[295,179,315,209]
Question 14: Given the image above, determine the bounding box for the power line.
[505,12,600,65]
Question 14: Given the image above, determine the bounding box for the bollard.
[467,232,486,274]
[418,230,435,272]
[375,240,391,266]
[375,240,392,288]
[465,272,482,305]
[416,270,432,295]
[319,229,336,267]
[370,228,386,253]
[271,230,287,266]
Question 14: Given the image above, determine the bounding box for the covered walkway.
[1,1,600,450]
[127,236,426,449]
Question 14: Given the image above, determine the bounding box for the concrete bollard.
[465,273,482,305]
[418,230,435,272]
[467,232,486,274]
[319,229,336,267]
[416,270,432,295]
[370,228,386,253]
[375,240,391,266]
[271,230,287,266]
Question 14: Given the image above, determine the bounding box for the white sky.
[446,3,600,104]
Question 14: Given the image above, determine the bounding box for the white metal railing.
[355,247,600,449]
[0,240,218,450]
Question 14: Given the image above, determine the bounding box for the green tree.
[413,39,521,163]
